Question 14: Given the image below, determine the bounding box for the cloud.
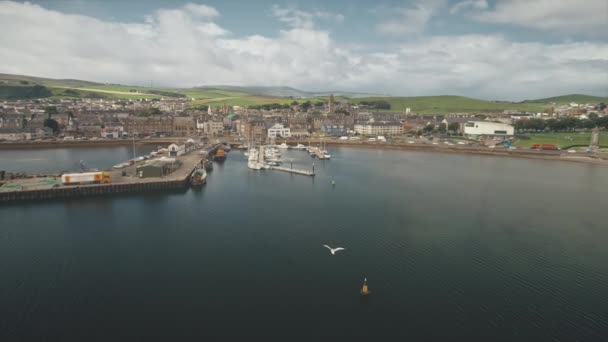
[182,3,219,18]
[0,1,606,100]
[270,5,344,29]
[450,0,488,14]
[376,0,446,35]
[470,0,607,37]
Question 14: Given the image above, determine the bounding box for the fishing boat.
[190,166,207,186]
[360,278,371,296]
[214,148,227,162]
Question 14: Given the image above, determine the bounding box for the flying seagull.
[323,245,345,255]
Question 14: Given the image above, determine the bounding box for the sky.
[0,0,606,100]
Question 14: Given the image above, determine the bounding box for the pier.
[0,143,224,203]
[268,165,315,176]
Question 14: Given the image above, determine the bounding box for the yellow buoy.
[360,277,370,296]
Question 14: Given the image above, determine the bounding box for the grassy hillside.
[1,73,606,113]
[522,94,608,104]
[350,95,548,114]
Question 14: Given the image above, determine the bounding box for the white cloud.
[270,5,343,29]
[0,1,606,100]
[450,0,488,14]
[182,3,219,18]
[471,0,607,37]
[376,0,446,35]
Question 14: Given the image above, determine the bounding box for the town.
[1,94,607,153]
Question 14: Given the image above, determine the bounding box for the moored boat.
[190,166,207,186]
[214,148,227,162]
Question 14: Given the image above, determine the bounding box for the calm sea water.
[0,145,156,173]
[1,147,607,340]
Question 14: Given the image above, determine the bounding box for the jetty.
[0,143,224,203]
[268,165,315,176]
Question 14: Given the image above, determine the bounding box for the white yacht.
[277,142,289,149]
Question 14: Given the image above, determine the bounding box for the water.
[1,147,607,340]
[0,145,156,173]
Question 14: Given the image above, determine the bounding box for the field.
[351,96,548,114]
[513,132,608,149]
[522,94,608,104]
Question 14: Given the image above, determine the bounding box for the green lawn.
[351,95,548,114]
[513,132,608,148]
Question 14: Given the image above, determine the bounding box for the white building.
[203,121,224,136]
[463,121,514,138]
[354,122,403,136]
[167,143,185,157]
[267,123,291,138]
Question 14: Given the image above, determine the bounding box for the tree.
[599,102,607,111]
[335,108,350,115]
[44,106,58,118]
[423,124,434,133]
[438,123,447,133]
[301,101,312,111]
[448,122,460,132]
[290,100,299,106]
[44,118,59,133]
[588,113,599,122]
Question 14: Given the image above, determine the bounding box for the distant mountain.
[195,85,382,98]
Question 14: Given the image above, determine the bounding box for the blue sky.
[1,0,607,100]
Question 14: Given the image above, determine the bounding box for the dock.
[268,165,315,176]
[0,143,224,203]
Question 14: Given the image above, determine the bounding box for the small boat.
[190,166,207,186]
[277,142,289,149]
[214,148,227,162]
[360,278,370,296]
[293,143,307,150]
[203,159,213,172]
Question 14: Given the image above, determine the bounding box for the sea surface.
[1,147,607,340]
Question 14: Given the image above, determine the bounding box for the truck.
[61,172,111,185]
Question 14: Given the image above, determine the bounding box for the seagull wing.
[333,247,345,253]
[323,245,332,250]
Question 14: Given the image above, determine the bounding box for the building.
[320,124,347,136]
[243,120,267,145]
[122,116,173,136]
[463,121,514,138]
[172,117,195,137]
[100,127,124,138]
[354,122,403,136]
[203,121,224,136]
[136,158,181,178]
[327,94,335,116]
[267,123,291,138]
[167,143,186,157]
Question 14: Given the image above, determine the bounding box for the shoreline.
[2,138,607,166]
[295,140,608,166]
[0,139,184,149]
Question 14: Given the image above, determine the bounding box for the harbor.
[0,142,225,202]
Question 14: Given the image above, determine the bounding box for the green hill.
[522,94,608,104]
[350,95,548,114]
[1,73,606,113]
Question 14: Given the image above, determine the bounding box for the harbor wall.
[0,178,190,203]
